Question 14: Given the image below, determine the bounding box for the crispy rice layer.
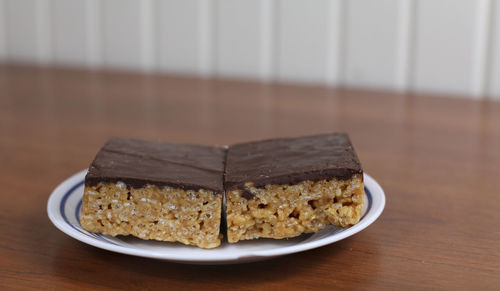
[226,174,363,243]
[81,182,222,249]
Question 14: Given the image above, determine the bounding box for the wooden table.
[1,65,499,290]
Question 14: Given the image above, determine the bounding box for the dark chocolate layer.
[85,138,226,193]
[224,133,363,190]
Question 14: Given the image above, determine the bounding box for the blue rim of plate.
[59,180,121,246]
[58,178,373,247]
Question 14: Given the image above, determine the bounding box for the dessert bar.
[224,133,364,243]
[80,138,225,249]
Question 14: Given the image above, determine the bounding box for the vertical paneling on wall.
[343,0,406,89]
[52,0,88,65]
[0,0,498,99]
[276,0,332,83]
[490,0,500,99]
[215,0,274,80]
[5,0,41,62]
[140,0,155,71]
[157,0,204,74]
[85,0,102,68]
[325,0,342,85]
[0,0,6,59]
[102,0,149,70]
[36,0,51,63]
[412,0,485,97]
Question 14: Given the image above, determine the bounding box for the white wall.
[0,0,498,99]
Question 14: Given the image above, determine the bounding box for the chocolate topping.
[241,189,255,200]
[85,138,226,193]
[224,133,363,191]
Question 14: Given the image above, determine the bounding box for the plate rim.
[47,170,385,263]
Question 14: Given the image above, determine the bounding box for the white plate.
[47,170,385,264]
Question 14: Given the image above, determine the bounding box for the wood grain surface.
[0,65,499,290]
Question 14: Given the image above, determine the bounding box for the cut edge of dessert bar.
[224,133,364,243]
[80,138,225,249]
